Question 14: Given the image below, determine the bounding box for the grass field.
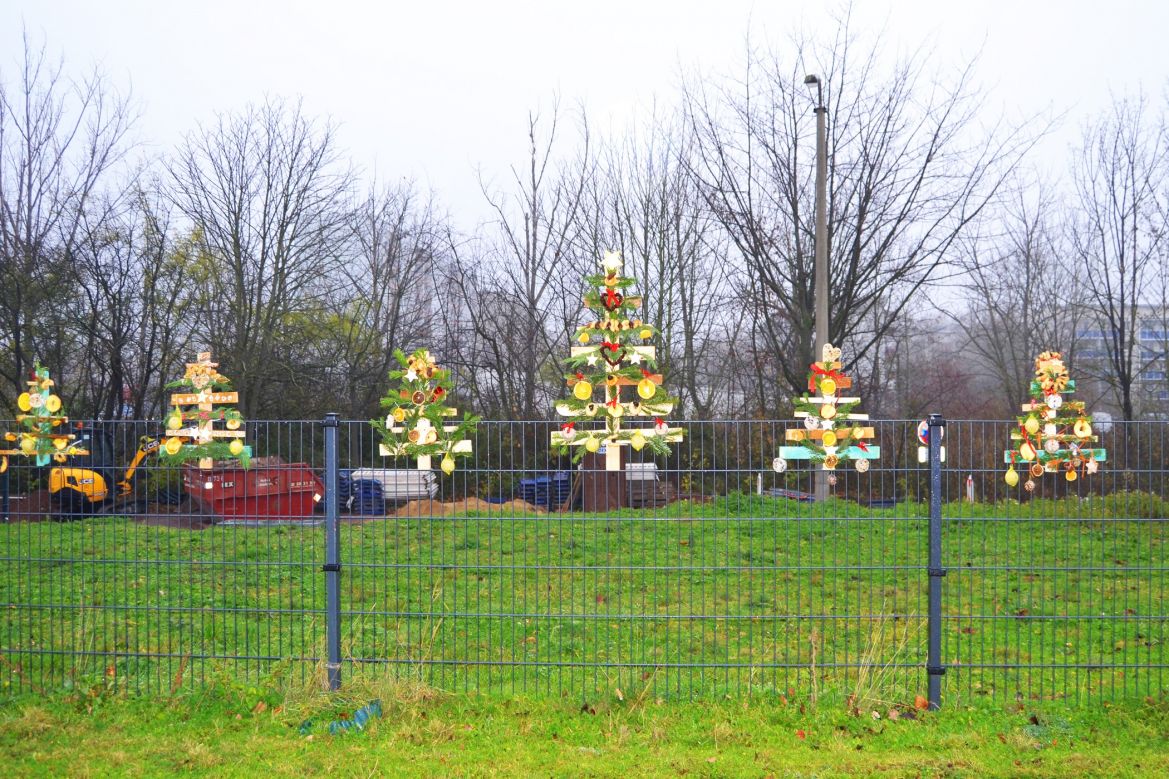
[2,679,1168,777]
[0,493,1165,705]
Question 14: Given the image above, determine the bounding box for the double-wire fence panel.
[0,418,1164,704]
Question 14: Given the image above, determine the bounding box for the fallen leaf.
[887,709,900,720]
[707,757,717,764]
[871,710,881,720]
[796,729,806,740]
[251,701,267,714]
[914,695,929,710]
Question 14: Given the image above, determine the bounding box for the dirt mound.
[390,497,545,517]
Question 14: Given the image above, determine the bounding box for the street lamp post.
[805,74,829,502]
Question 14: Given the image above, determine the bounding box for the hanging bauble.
[803,415,818,430]
[820,378,837,396]
[637,378,656,399]
[1024,479,1036,492]
[226,417,241,430]
[854,459,869,473]
[560,424,576,442]
[630,432,646,451]
[1019,442,1036,461]
[229,439,244,456]
[584,437,600,453]
[772,457,787,473]
[824,454,839,469]
[573,380,593,400]
[827,473,838,486]
[1004,466,1019,487]
[1073,418,1092,438]
[654,418,669,434]
[441,455,456,475]
[1046,394,1063,410]
[165,437,183,455]
[1029,463,1045,478]
[1085,459,1098,474]
[1024,416,1040,435]
[1065,468,1077,482]
[166,411,182,430]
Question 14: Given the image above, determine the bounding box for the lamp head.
[803,74,819,85]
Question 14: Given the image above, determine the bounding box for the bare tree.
[1070,93,1168,420]
[0,30,134,406]
[166,97,352,416]
[947,184,1087,415]
[682,16,1039,405]
[463,104,593,418]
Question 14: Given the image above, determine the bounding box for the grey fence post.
[926,413,946,710]
[323,412,342,690]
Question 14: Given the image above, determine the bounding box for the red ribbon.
[561,422,575,432]
[602,341,620,353]
[856,440,869,452]
[810,363,845,382]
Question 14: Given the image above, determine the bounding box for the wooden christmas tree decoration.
[373,348,479,474]
[551,250,684,471]
[1,360,87,472]
[775,343,879,478]
[1003,350,1106,491]
[160,352,248,470]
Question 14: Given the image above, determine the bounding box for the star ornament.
[601,250,623,274]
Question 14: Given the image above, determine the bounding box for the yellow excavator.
[47,426,177,517]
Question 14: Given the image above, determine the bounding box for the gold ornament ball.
[573,380,593,400]
[637,378,656,399]
[584,437,600,453]
[229,439,244,456]
[820,378,837,396]
[1004,466,1019,487]
[441,455,456,475]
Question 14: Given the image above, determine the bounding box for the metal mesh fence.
[0,417,1164,704]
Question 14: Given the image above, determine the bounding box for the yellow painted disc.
[164,437,184,455]
[53,437,68,450]
[1065,469,1077,482]
[820,378,837,396]
[637,378,656,399]
[226,418,241,430]
[45,394,61,413]
[573,381,593,401]
[822,431,838,447]
[17,393,31,412]
[820,404,836,419]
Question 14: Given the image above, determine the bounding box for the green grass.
[0,492,1165,704]
[2,679,1168,777]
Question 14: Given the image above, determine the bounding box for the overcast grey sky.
[4,0,1168,227]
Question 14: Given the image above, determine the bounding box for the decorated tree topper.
[1003,351,1106,491]
[551,250,684,471]
[774,343,879,478]
[372,348,479,474]
[1,360,88,471]
[160,352,249,469]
